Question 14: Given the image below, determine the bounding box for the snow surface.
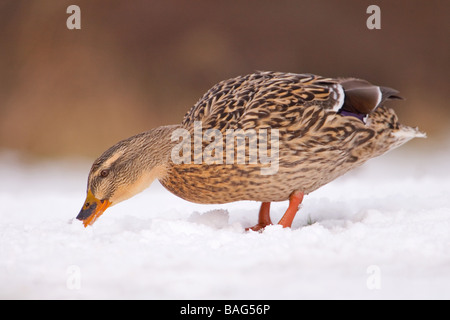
[1,143,450,300]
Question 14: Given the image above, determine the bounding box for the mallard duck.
[76,71,425,230]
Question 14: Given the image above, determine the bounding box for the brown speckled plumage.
[160,71,423,203]
[77,71,425,228]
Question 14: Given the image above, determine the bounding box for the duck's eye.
[100,169,109,178]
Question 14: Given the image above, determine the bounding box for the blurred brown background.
[0,0,448,158]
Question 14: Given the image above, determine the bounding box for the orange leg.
[246,202,272,232]
[278,190,304,228]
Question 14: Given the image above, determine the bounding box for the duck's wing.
[181,71,342,132]
[182,71,398,132]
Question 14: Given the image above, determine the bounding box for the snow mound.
[188,209,230,229]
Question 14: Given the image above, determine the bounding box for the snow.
[1,143,450,300]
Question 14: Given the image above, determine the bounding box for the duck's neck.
[139,124,181,173]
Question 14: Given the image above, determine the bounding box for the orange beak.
[76,190,111,227]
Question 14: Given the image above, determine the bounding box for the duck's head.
[76,127,175,227]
